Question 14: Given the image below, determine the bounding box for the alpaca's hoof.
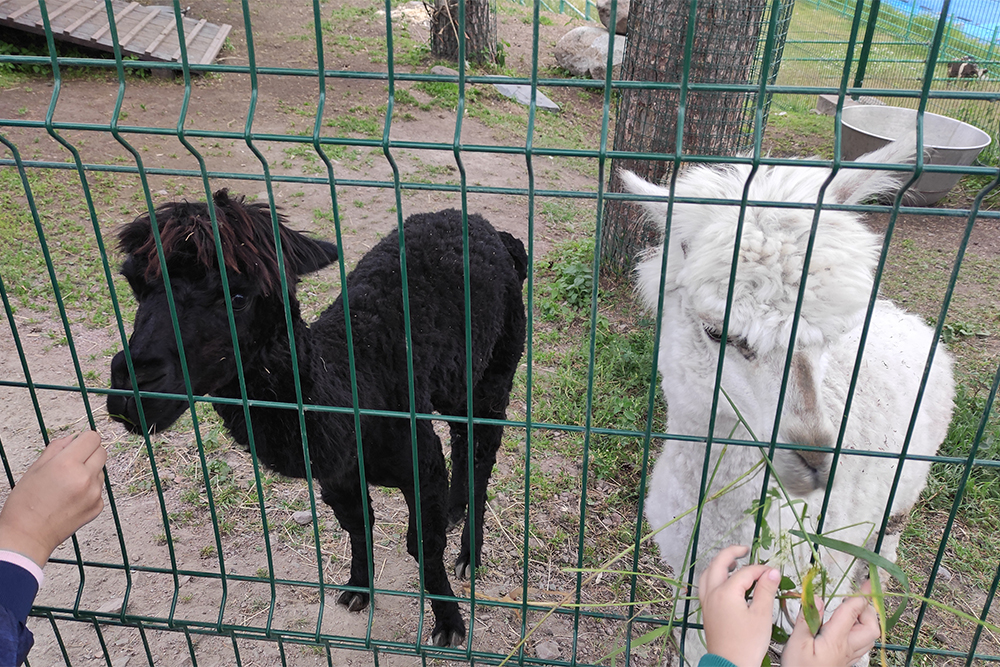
[431,621,466,647]
[337,590,369,612]
[446,508,465,532]
[454,556,472,580]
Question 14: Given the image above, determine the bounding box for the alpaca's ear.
[620,169,671,222]
[826,136,918,205]
[620,169,690,258]
[280,226,339,277]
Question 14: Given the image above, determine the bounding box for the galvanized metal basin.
[840,105,991,206]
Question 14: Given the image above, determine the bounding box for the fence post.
[987,26,998,65]
[906,0,916,40]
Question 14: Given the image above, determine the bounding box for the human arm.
[0,430,107,569]
[782,582,880,667]
[0,430,106,666]
[697,545,782,667]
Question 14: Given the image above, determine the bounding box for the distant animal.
[622,140,955,664]
[108,194,528,647]
[947,55,988,79]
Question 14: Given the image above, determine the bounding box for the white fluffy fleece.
[624,141,955,664]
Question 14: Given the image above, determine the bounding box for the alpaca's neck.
[213,318,349,478]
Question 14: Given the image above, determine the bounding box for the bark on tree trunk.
[602,0,768,274]
[431,0,497,65]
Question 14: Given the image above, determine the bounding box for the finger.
[33,433,77,465]
[699,545,750,593]
[787,605,813,641]
[821,596,868,637]
[848,602,882,653]
[725,564,776,593]
[84,440,108,474]
[62,431,104,466]
[747,567,782,612]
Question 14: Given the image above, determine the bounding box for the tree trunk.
[602,0,775,275]
[431,0,497,65]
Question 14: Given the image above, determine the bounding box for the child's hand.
[782,581,880,667]
[0,431,107,567]
[698,545,782,667]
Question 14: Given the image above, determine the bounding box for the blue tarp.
[881,0,1000,44]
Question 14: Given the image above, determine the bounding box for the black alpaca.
[107,192,527,647]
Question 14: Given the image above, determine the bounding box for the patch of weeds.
[537,238,595,315]
[926,373,1000,527]
[765,96,836,158]
[414,80,480,109]
[393,88,431,112]
[0,168,137,327]
[538,199,593,235]
[526,240,661,488]
[325,114,381,138]
[282,144,324,175]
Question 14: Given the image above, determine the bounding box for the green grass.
[0,167,137,328]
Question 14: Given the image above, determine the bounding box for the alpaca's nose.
[110,349,171,391]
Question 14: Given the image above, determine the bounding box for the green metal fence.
[782,0,1000,163]
[1,0,1000,665]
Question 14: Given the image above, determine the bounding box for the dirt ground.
[2,1,999,666]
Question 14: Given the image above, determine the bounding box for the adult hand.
[0,431,107,568]
[698,545,782,667]
[783,581,880,667]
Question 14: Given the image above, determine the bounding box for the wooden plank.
[199,22,231,65]
[38,0,85,25]
[118,5,159,47]
[170,17,205,61]
[89,0,137,41]
[9,1,39,20]
[63,1,104,33]
[144,16,175,55]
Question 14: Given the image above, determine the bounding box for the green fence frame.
[2,0,1000,665]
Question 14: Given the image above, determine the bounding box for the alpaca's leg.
[322,479,374,613]
[454,422,500,580]
[447,422,469,530]
[454,307,523,579]
[408,420,466,646]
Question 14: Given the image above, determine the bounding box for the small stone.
[113,656,131,667]
[937,565,953,582]
[430,65,459,77]
[933,631,948,643]
[292,510,314,525]
[97,599,123,614]
[493,81,559,111]
[536,640,560,660]
[155,190,169,196]
[178,575,192,587]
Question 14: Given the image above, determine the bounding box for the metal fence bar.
[1,0,999,664]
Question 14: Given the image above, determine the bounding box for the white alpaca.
[623,141,955,664]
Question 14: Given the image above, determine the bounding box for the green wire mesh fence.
[1,0,999,665]
[782,0,1000,162]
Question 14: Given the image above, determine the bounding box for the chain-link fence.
[2,0,1000,665]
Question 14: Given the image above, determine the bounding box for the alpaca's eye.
[231,294,248,311]
[703,325,757,361]
[703,325,724,343]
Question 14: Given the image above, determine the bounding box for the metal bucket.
[840,105,991,206]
